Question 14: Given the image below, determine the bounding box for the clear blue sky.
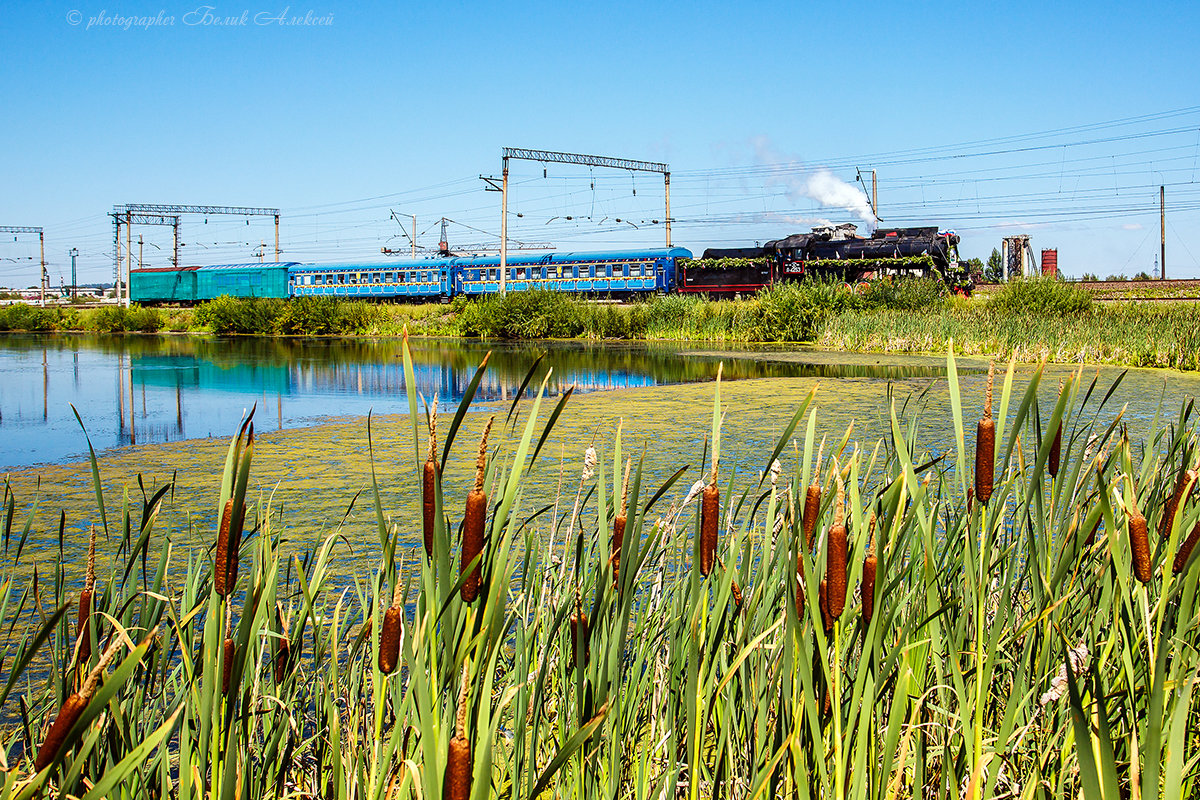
[2,0,1199,284]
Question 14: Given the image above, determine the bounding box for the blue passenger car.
[447,248,691,297]
[288,261,451,300]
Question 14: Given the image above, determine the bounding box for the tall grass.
[2,342,1199,797]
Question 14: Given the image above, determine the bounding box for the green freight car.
[131,262,297,304]
[130,266,199,304]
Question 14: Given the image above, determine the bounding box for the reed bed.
[1,340,1199,799]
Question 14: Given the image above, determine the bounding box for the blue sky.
[2,0,1199,284]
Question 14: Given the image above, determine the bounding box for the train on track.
[130,223,971,304]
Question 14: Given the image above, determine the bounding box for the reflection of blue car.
[131,248,694,304]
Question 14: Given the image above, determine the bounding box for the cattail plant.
[423,398,438,559]
[803,437,826,551]
[611,459,631,588]
[1128,493,1151,584]
[1048,380,1063,479]
[818,578,833,633]
[699,460,719,578]
[461,417,493,603]
[444,668,472,800]
[76,524,97,666]
[1159,464,1193,540]
[221,603,235,696]
[1175,514,1200,574]
[862,512,877,630]
[35,638,125,772]
[797,438,825,616]
[826,464,847,621]
[568,585,589,672]
[214,498,246,597]
[378,571,404,676]
[275,608,292,684]
[975,362,996,504]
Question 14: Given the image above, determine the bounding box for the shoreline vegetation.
[2,276,1198,370]
[1,347,1198,796]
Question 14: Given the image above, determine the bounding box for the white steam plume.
[803,169,877,230]
[747,137,878,231]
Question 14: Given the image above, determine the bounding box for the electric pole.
[1160,185,1166,280]
[70,248,78,299]
[39,230,46,307]
[872,170,878,220]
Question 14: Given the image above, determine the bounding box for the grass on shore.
[2,277,1197,369]
[1,344,1199,798]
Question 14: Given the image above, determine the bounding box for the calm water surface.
[0,334,955,471]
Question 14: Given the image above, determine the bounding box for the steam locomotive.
[679,224,971,296]
[130,223,970,304]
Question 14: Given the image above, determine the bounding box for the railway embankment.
[2,278,1198,370]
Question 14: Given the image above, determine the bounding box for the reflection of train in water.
[130,223,970,304]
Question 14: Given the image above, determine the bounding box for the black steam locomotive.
[678,224,972,296]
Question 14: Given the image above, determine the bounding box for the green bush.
[194,296,289,334]
[860,277,948,311]
[989,276,1094,316]
[89,305,164,333]
[277,296,342,336]
[458,290,584,339]
[0,303,60,331]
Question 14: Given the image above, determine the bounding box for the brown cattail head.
[221,637,235,695]
[1129,495,1151,584]
[802,437,826,548]
[568,588,589,672]
[826,466,847,621]
[35,639,123,772]
[699,482,720,577]
[862,512,877,629]
[378,572,405,675]
[461,417,493,603]
[76,525,97,665]
[1160,467,1194,540]
[423,398,439,559]
[818,578,833,632]
[275,611,292,684]
[445,736,472,800]
[611,459,631,588]
[1048,380,1063,478]
[213,499,245,597]
[378,607,403,675]
[1175,518,1200,574]
[975,363,996,504]
[444,668,472,800]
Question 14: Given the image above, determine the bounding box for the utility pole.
[500,154,509,295]
[125,210,132,307]
[412,214,417,259]
[39,230,46,307]
[139,235,144,270]
[664,172,672,248]
[70,248,78,299]
[274,214,280,262]
[1160,185,1166,280]
[872,170,878,220]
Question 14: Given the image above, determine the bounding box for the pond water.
[0,334,954,471]
[3,333,1200,575]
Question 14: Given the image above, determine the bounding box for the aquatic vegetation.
[1,343,1199,797]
